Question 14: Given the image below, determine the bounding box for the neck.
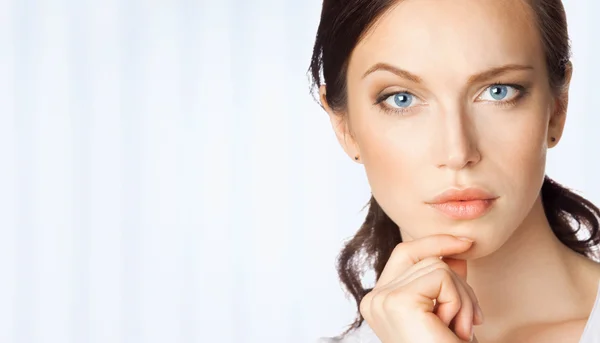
[467,195,598,336]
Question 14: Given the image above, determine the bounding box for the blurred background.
[0,0,599,342]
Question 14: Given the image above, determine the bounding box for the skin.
[319,0,600,342]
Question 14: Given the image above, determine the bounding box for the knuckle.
[448,297,462,313]
[390,243,412,263]
[430,269,461,302]
[420,256,441,266]
[431,266,453,280]
[381,287,411,313]
[371,291,386,308]
[391,242,405,256]
[359,292,373,317]
[431,260,451,271]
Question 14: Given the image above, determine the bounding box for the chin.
[460,234,513,261]
[455,243,485,260]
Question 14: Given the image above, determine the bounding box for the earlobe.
[564,61,573,87]
[319,85,361,162]
[319,85,331,113]
[548,61,573,148]
[547,99,566,148]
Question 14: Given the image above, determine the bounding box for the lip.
[426,187,499,220]
[428,187,498,204]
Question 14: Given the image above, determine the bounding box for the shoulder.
[527,276,600,343]
[578,278,600,343]
[528,319,589,343]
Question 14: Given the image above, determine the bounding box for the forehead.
[349,0,545,83]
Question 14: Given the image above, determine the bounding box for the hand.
[359,234,484,343]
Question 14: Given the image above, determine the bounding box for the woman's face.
[323,0,569,257]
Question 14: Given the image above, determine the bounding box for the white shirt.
[318,280,600,343]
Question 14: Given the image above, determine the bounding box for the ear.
[548,61,573,148]
[319,85,362,162]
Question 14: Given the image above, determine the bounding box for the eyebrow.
[361,63,534,85]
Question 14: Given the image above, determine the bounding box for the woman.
[308,0,600,342]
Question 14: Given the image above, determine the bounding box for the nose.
[434,104,481,170]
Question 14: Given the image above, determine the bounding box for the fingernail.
[458,237,474,243]
[470,326,474,342]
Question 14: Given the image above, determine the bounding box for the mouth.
[426,187,499,220]
[427,199,496,220]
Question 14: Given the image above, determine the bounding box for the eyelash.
[374,82,530,116]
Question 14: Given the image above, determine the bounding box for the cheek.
[352,115,430,216]
[361,134,421,192]
[481,107,549,192]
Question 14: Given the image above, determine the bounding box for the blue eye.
[393,93,413,107]
[480,85,519,101]
[490,85,508,100]
[384,92,416,109]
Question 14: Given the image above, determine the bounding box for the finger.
[441,258,477,334]
[384,267,473,341]
[453,273,484,326]
[398,262,473,341]
[377,235,474,287]
[393,261,465,329]
[442,258,484,325]
[445,273,474,341]
[402,268,462,326]
[396,255,483,329]
[393,258,449,289]
[403,265,472,341]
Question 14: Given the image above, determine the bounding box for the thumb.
[442,257,467,281]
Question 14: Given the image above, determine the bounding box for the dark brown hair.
[308,0,600,336]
